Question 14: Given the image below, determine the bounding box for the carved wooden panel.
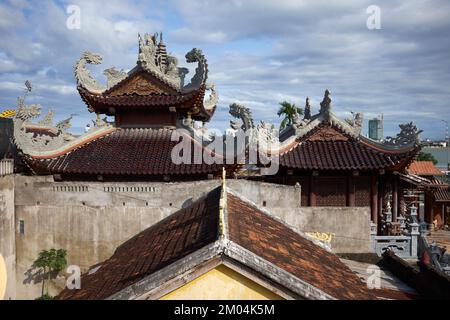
[109,73,169,96]
[307,126,349,142]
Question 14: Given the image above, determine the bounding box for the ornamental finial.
[304,97,311,120]
[320,89,332,117]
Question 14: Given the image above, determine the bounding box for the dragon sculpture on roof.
[75,33,213,95]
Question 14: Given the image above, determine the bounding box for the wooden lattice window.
[315,177,347,207]
[354,176,371,207]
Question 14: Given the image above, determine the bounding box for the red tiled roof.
[408,161,443,176]
[57,186,376,300]
[226,193,375,300]
[57,187,221,300]
[26,128,226,176]
[280,140,417,171]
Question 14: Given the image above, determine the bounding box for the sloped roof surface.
[408,161,443,176]
[57,186,376,300]
[27,128,225,176]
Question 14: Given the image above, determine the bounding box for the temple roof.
[271,90,421,172]
[78,83,215,122]
[24,127,228,177]
[433,185,450,202]
[278,123,419,171]
[74,33,217,122]
[57,185,375,300]
[407,161,444,176]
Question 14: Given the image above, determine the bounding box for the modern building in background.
[368,115,384,141]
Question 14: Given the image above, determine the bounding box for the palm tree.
[277,101,303,131]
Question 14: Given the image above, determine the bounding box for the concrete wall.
[227,180,371,253]
[270,207,371,254]
[14,176,221,299]
[0,175,16,300]
[9,175,370,299]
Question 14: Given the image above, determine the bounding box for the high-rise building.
[368,115,384,141]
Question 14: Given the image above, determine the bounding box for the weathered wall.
[227,180,371,253]
[0,175,16,300]
[270,207,371,254]
[11,175,370,299]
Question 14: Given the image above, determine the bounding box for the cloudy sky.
[1,0,449,139]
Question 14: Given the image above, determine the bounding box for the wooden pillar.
[371,174,378,225]
[347,175,355,207]
[392,176,398,222]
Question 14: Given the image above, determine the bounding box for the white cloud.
[0,0,449,138]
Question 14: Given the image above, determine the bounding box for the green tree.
[277,101,303,131]
[416,152,438,165]
[33,249,67,299]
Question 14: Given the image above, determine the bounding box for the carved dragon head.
[185,48,203,63]
[15,103,41,122]
[229,103,254,131]
[82,52,103,65]
[384,122,423,147]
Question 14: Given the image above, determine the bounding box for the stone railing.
[371,204,420,259]
[418,228,450,276]
[0,158,13,176]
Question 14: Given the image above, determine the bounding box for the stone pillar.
[410,205,420,258]
[370,221,378,253]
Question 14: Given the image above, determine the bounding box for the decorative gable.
[108,71,177,96]
[306,125,349,142]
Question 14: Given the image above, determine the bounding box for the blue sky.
[1,0,449,139]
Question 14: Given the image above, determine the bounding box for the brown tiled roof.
[280,140,417,171]
[226,192,375,300]
[79,84,214,122]
[57,187,222,300]
[433,185,450,202]
[58,185,376,300]
[277,122,418,171]
[372,288,420,300]
[408,161,443,176]
[79,87,202,108]
[26,128,225,176]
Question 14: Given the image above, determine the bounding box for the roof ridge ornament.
[229,103,254,131]
[319,89,332,120]
[219,167,228,239]
[383,122,423,147]
[75,33,213,95]
[345,111,364,136]
[13,83,113,157]
[304,97,311,120]
[75,52,107,94]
